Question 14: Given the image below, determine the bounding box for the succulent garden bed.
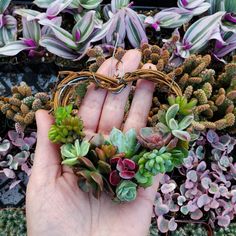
[1,0,236,235]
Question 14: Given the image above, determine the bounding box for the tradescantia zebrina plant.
[33,0,102,11]
[176,11,225,58]
[38,10,103,60]
[0,0,17,47]
[48,102,191,202]
[100,0,148,47]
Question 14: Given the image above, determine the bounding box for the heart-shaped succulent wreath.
[48,70,195,202]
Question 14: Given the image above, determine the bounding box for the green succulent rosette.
[116,180,137,202]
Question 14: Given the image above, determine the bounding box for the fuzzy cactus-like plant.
[215,222,236,236]
[169,54,236,132]
[171,223,208,236]
[0,208,26,236]
[0,82,50,130]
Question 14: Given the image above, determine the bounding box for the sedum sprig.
[48,105,84,143]
[135,147,188,187]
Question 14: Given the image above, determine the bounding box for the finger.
[32,110,61,177]
[98,49,142,134]
[123,63,156,132]
[78,57,118,136]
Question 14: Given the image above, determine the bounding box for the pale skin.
[26,49,163,236]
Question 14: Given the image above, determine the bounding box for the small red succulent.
[109,157,138,186]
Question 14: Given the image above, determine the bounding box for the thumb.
[32,110,61,178]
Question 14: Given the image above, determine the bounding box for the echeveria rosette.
[157,104,194,142]
[60,139,90,166]
[94,144,118,161]
[0,0,17,47]
[109,127,140,158]
[176,11,225,58]
[115,180,137,202]
[137,127,178,151]
[101,0,147,48]
[144,8,192,31]
[109,157,138,186]
[177,0,210,16]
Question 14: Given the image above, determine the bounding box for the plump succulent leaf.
[165,104,179,126]
[109,128,139,158]
[178,115,194,130]
[172,130,191,141]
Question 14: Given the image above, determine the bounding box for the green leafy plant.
[109,128,140,158]
[157,104,194,141]
[0,208,26,236]
[135,147,188,187]
[60,139,90,166]
[168,95,197,115]
[48,105,84,143]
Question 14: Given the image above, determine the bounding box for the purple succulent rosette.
[48,102,192,202]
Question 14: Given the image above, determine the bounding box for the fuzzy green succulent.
[215,223,236,236]
[148,221,161,236]
[0,208,26,236]
[157,104,194,142]
[171,223,208,236]
[48,105,84,143]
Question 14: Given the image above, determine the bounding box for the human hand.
[26,49,163,236]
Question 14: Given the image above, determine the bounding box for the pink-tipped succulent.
[137,127,178,150]
[109,157,138,186]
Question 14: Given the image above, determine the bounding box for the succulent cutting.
[48,103,190,202]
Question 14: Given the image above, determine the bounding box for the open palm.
[26,49,162,236]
